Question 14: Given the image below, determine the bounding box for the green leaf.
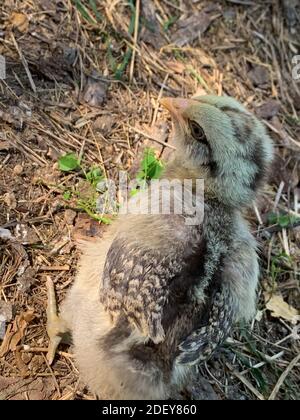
[107,41,117,73]
[73,0,97,24]
[63,190,72,200]
[86,167,103,187]
[249,368,268,393]
[138,148,164,181]
[58,153,81,172]
[130,188,139,197]
[88,0,102,21]
[267,212,300,228]
[114,0,136,80]
[77,198,111,224]
[163,16,178,32]
[115,48,132,80]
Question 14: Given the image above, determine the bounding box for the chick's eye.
[189,120,207,143]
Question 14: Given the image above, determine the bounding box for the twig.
[241,351,285,374]
[10,32,36,93]
[152,73,169,126]
[226,363,265,400]
[253,203,263,225]
[273,181,285,211]
[226,0,255,4]
[129,0,140,83]
[127,124,176,150]
[0,378,34,400]
[39,265,70,271]
[42,353,61,398]
[268,354,300,400]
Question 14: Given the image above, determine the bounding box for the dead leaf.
[73,213,105,239]
[140,0,165,49]
[269,155,299,192]
[0,106,26,130]
[264,292,300,324]
[93,114,116,135]
[17,267,37,293]
[248,65,270,87]
[9,12,29,33]
[256,100,280,120]
[172,8,220,47]
[0,310,35,357]
[15,348,29,377]
[31,45,77,83]
[0,376,55,400]
[10,311,34,351]
[80,72,108,108]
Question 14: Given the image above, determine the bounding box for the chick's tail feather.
[176,286,237,365]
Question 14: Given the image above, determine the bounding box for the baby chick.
[46,95,273,399]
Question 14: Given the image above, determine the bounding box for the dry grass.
[0,0,299,400]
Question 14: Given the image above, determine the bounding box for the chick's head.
[160,95,274,208]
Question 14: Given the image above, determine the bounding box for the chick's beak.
[160,97,197,120]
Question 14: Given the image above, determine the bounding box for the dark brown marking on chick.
[227,112,256,144]
[100,316,132,353]
[249,138,267,191]
[219,105,249,116]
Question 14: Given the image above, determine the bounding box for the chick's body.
[50,95,273,399]
[62,209,256,399]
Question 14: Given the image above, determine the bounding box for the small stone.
[64,209,77,225]
[3,192,17,209]
[0,301,13,340]
[22,352,33,364]
[13,164,23,176]
[15,224,39,245]
[0,228,13,241]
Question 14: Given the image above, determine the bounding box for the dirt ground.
[0,0,299,400]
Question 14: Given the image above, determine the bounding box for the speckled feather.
[101,235,183,342]
[177,286,237,364]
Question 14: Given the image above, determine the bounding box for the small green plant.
[57,153,111,223]
[285,115,300,126]
[73,0,102,24]
[230,325,269,395]
[173,49,186,62]
[137,148,164,182]
[267,212,300,228]
[85,167,103,188]
[106,0,137,80]
[130,148,164,196]
[187,66,210,91]
[58,153,81,172]
[77,195,111,224]
[270,252,293,285]
[163,16,178,32]
[63,190,72,200]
